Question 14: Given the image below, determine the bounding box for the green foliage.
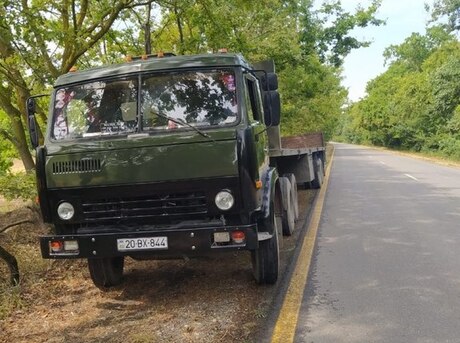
[301,0,385,67]
[341,18,460,160]
[427,0,460,33]
[383,27,453,71]
[0,172,37,201]
[0,110,16,173]
[435,133,460,159]
[278,56,346,140]
[0,138,14,173]
[430,54,460,118]
[0,143,14,173]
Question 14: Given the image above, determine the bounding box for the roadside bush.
[0,137,15,173]
[0,172,37,201]
[437,135,460,160]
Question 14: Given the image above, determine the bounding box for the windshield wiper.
[155,112,213,140]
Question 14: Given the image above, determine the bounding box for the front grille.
[81,192,208,223]
[52,159,102,174]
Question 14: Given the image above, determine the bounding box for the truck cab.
[28,53,284,288]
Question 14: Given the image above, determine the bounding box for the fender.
[236,127,259,212]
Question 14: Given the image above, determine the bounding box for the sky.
[333,0,432,101]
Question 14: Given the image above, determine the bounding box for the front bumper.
[40,224,258,259]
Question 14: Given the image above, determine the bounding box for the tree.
[427,0,460,33]
[341,19,460,159]
[383,27,453,71]
[278,56,347,139]
[300,0,385,67]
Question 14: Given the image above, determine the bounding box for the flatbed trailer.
[269,128,326,188]
[265,127,326,236]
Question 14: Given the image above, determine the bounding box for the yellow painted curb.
[271,147,335,343]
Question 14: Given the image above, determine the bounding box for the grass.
[0,206,52,320]
[0,244,53,320]
[0,284,23,319]
[391,148,460,167]
[128,332,161,343]
[0,199,26,214]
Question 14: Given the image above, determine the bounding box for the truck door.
[244,74,269,178]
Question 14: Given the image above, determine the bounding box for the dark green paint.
[46,134,238,188]
[45,126,237,154]
[56,54,251,87]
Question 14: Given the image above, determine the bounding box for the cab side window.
[245,77,263,124]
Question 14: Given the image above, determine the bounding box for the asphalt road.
[296,143,460,343]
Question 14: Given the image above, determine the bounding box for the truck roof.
[55,53,251,87]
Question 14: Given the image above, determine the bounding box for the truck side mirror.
[261,73,278,91]
[263,90,281,126]
[26,97,39,149]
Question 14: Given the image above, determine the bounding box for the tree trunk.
[174,4,185,54]
[0,85,36,171]
[144,3,152,54]
[10,112,35,171]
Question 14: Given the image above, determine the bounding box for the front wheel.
[88,256,124,289]
[251,203,280,285]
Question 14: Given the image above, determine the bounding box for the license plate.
[214,232,230,243]
[117,237,168,251]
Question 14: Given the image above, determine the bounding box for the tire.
[88,256,124,289]
[311,156,324,189]
[284,173,299,221]
[251,203,279,285]
[320,155,326,176]
[279,177,295,236]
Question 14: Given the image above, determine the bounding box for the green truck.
[27,52,325,289]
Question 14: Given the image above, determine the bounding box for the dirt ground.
[0,190,314,343]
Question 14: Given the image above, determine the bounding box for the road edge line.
[270,146,335,343]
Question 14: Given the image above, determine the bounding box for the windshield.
[51,69,238,140]
[141,70,237,130]
[51,78,138,140]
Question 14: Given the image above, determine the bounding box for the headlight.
[215,190,234,211]
[57,202,75,220]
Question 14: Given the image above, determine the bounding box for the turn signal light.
[50,240,64,253]
[231,231,245,244]
[49,240,79,255]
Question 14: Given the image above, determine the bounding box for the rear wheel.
[279,177,295,236]
[252,203,279,285]
[311,155,324,189]
[284,173,299,221]
[88,256,124,289]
